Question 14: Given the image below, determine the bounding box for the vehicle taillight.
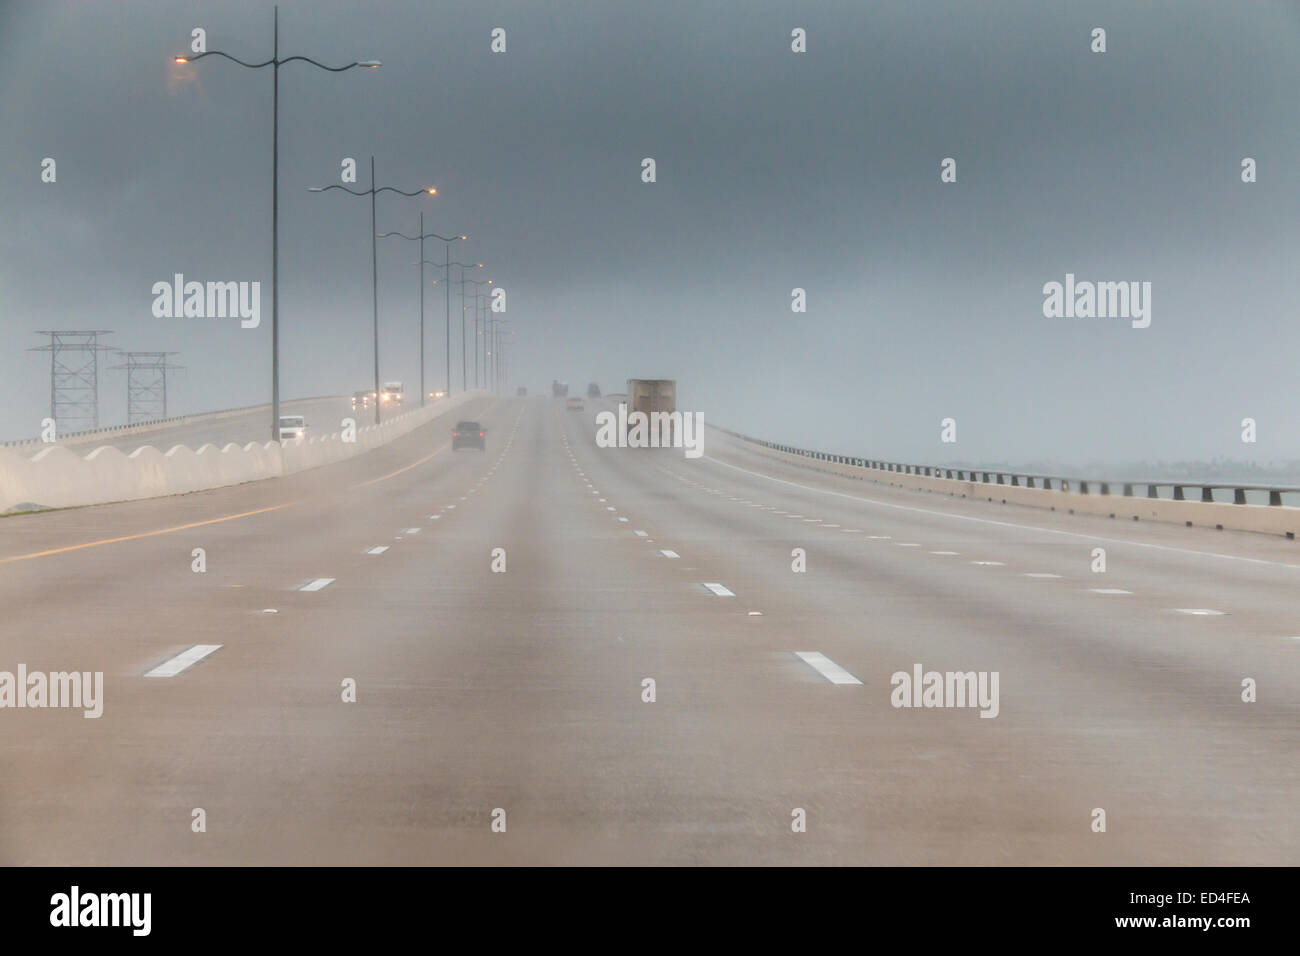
[452,432,459,437]
[479,432,484,437]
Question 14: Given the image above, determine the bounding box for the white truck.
[380,381,404,406]
[277,415,307,441]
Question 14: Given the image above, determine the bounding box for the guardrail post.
[1234,488,1247,505]
[1201,487,1215,503]
[1174,486,1185,501]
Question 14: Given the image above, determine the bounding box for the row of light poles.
[309,159,435,425]
[173,5,511,436]
[374,217,470,412]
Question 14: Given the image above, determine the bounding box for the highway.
[0,397,1295,865]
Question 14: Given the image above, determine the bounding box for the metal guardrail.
[713,426,1300,507]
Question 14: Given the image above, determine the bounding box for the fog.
[3,0,1298,472]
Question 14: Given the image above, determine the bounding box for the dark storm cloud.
[3,0,1300,470]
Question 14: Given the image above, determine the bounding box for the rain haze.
[4,0,1299,470]
[4,0,1300,900]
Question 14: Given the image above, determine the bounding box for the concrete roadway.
[0,396,1295,864]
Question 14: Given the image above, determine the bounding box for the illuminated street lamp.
[308,159,436,423]
[405,236,469,395]
[173,5,380,439]
[374,212,462,409]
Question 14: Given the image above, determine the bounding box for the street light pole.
[172,5,380,440]
[310,169,436,424]
[445,242,451,395]
[445,265,487,391]
[271,9,279,442]
[418,213,425,406]
[465,265,470,390]
[370,157,380,426]
[461,278,491,390]
[487,316,506,395]
[384,232,468,399]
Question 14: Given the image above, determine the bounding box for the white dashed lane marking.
[299,578,335,591]
[702,583,735,596]
[795,651,862,685]
[366,546,389,555]
[659,550,680,558]
[145,644,223,678]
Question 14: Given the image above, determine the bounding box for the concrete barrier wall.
[708,427,1300,539]
[0,392,487,514]
[1,394,345,451]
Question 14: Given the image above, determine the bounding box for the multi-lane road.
[0,397,1295,864]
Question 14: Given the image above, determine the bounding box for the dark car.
[516,386,527,396]
[587,382,601,398]
[452,421,485,451]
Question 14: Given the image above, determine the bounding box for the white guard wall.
[0,391,486,514]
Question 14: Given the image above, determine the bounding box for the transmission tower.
[28,330,115,432]
[109,352,185,423]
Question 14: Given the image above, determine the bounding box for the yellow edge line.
[0,503,294,564]
[352,399,499,488]
[353,442,449,488]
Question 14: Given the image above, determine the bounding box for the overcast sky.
[3,0,1299,467]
